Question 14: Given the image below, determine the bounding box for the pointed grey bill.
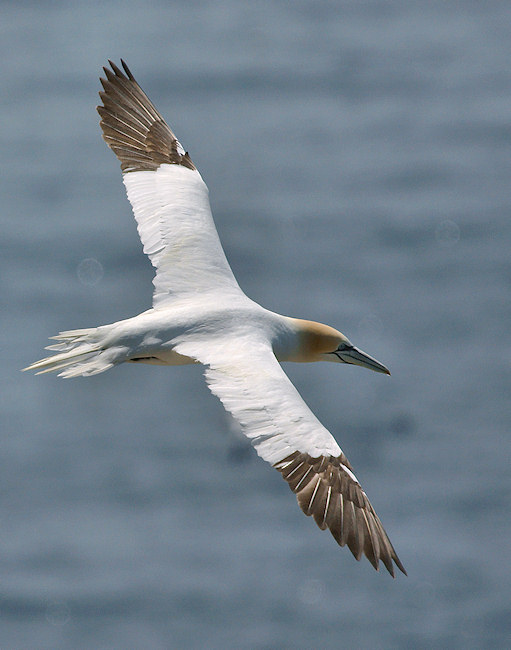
[336,347,391,375]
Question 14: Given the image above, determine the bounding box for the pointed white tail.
[23,328,116,378]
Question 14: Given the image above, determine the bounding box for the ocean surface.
[2,2,510,648]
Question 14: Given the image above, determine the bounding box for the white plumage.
[25,60,405,577]
[124,166,241,305]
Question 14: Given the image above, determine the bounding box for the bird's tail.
[23,328,116,378]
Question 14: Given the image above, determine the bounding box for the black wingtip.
[120,59,135,80]
[397,561,408,577]
[107,59,126,79]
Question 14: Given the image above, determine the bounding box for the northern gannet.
[25,60,406,577]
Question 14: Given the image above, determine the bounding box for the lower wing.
[175,334,406,577]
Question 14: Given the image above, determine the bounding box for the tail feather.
[50,328,97,341]
[45,328,97,352]
[24,344,101,375]
[58,358,114,378]
[23,327,118,378]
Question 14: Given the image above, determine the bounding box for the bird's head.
[292,318,390,375]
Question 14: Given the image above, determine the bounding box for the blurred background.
[2,1,510,648]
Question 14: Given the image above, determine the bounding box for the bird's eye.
[337,342,353,352]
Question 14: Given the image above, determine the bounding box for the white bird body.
[25,61,406,577]
[40,299,311,366]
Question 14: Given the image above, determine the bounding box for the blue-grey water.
[2,2,510,648]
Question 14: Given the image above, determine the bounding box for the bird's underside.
[25,60,406,577]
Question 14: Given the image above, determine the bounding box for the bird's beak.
[335,346,391,375]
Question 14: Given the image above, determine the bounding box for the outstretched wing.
[97,60,242,306]
[175,336,406,577]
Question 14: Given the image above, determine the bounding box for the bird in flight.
[25,60,406,577]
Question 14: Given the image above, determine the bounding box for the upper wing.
[175,336,406,577]
[97,60,242,306]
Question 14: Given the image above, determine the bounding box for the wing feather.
[175,336,406,577]
[97,60,242,305]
